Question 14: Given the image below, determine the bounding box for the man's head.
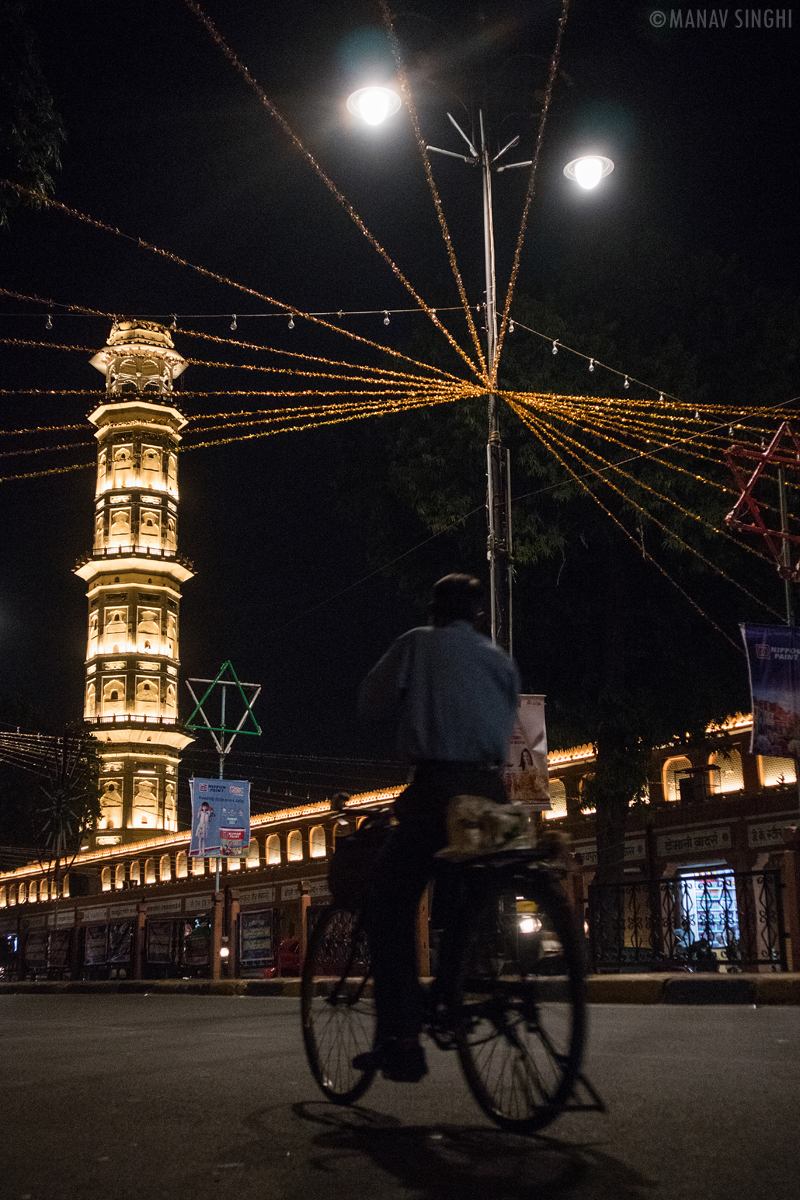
[429,573,483,626]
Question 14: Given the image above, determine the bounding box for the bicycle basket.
[328,810,394,910]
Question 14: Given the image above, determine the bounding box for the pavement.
[1,972,799,1003]
[1,994,798,1200]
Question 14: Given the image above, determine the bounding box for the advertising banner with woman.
[503,694,552,811]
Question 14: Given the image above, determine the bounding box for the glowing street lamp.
[563,155,615,190]
[346,86,402,126]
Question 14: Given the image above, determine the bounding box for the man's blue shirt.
[358,621,520,766]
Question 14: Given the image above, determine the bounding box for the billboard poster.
[146,920,175,964]
[189,778,251,858]
[83,924,107,965]
[502,694,552,811]
[240,909,273,966]
[741,624,800,756]
[107,922,133,964]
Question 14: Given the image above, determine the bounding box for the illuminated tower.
[75,320,194,844]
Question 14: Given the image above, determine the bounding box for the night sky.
[1,1,798,807]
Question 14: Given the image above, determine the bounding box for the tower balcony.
[75,545,193,570]
[74,545,195,585]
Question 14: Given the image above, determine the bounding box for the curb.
[2,974,799,1003]
[585,973,800,1005]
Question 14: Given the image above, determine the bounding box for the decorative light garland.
[508,401,745,651]
[175,4,487,383]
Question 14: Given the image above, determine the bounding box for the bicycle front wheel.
[453,870,586,1134]
[300,905,377,1104]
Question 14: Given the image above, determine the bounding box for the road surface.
[1,995,797,1200]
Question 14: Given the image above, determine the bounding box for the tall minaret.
[75,320,194,845]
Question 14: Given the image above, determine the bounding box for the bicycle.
[301,838,602,1134]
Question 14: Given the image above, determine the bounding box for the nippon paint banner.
[189,778,251,857]
[502,694,552,811]
[741,624,800,756]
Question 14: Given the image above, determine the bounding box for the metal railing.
[588,869,787,973]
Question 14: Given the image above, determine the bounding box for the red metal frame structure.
[724,420,800,582]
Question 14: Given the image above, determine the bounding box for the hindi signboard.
[189,778,250,858]
[741,624,800,756]
[502,695,552,811]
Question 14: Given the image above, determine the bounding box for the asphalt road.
[1,996,797,1200]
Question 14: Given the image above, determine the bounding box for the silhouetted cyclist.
[354,573,520,1082]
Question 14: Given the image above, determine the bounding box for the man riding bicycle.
[354,573,520,1082]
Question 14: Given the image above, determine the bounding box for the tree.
[334,239,798,882]
[0,0,64,228]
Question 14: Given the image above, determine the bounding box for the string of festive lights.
[177,3,486,382]
[507,401,744,651]
[523,405,772,564]
[379,0,488,378]
[512,394,738,493]
[0,332,460,394]
[494,0,571,377]
[0,286,464,385]
[0,396,457,457]
[0,185,483,382]
[185,394,458,451]
[512,402,782,619]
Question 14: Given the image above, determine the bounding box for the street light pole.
[479,113,514,656]
[428,110,528,655]
[349,87,613,657]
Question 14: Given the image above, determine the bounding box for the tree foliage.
[0,0,64,227]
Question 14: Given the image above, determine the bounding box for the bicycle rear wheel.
[301,905,377,1104]
[453,869,586,1134]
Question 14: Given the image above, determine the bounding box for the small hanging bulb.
[728,426,734,438]
[694,409,700,420]
[624,375,630,389]
[230,314,237,331]
[589,358,595,372]
[45,313,52,330]
[431,309,436,319]
[383,310,390,326]
[552,340,559,355]
[659,393,664,403]
[509,320,515,333]
[288,315,295,329]
[170,314,177,331]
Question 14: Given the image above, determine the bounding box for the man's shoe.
[352,1039,428,1083]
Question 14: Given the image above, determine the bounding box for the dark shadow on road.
[278,1101,657,1199]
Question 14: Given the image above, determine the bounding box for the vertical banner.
[503,694,552,811]
[741,624,800,755]
[189,778,251,857]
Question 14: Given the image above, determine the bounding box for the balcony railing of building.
[75,546,193,569]
[86,714,181,726]
[588,869,788,973]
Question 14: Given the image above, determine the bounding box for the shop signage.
[281,884,300,901]
[23,913,48,930]
[80,905,108,924]
[236,886,275,905]
[307,879,330,899]
[55,908,76,928]
[109,903,138,919]
[748,822,786,849]
[146,898,182,916]
[657,826,731,858]
[185,893,213,912]
[572,839,646,867]
[240,909,273,965]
